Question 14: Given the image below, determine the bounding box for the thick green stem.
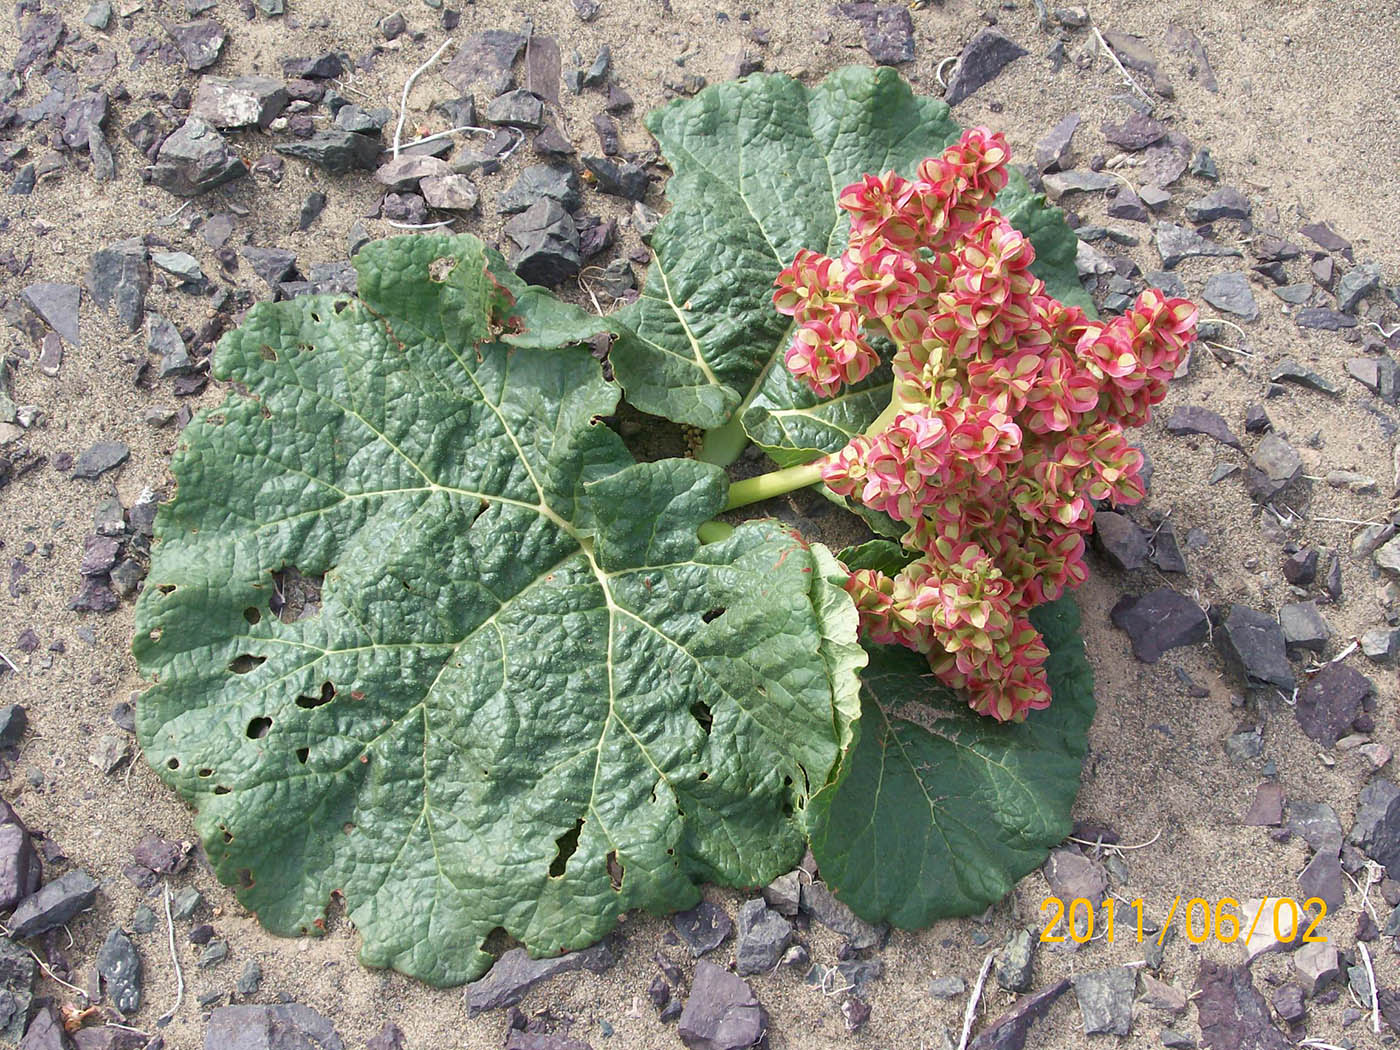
[724,460,827,510]
[696,416,750,467]
[696,520,735,544]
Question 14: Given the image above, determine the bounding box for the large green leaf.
[807,597,1095,927]
[133,234,862,986]
[613,66,1091,465]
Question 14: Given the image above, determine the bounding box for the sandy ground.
[2,0,1400,1047]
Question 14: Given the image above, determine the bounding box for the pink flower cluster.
[773,128,1197,721]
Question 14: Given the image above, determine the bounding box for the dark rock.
[0,805,39,910]
[673,900,733,958]
[1287,801,1343,852]
[240,246,297,289]
[333,105,390,135]
[1336,262,1381,314]
[1034,113,1080,172]
[1279,601,1330,657]
[1271,984,1305,1025]
[1151,524,1188,574]
[1217,605,1294,691]
[582,156,648,200]
[150,119,248,197]
[9,870,99,938]
[275,131,379,173]
[486,90,545,129]
[0,936,37,1045]
[663,74,708,98]
[80,536,121,576]
[500,164,582,214]
[590,114,619,156]
[203,1004,344,1049]
[87,239,149,332]
[1244,782,1284,827]
[504,1034,592,1050]
[968,979,1069,1050]
[1072,966,1134,1036]
[69,578,119,613]
[284,79,325,103]
[1202,272,1259,322]
[994,929,1034,993]
[381,193,428,224]
[1283,548,1319,586]
[929,976,966,1000]
[19,1004,68,1050]
[735,899,792,976]
[1246,434,1301,500]
[1092,511,1149,571]
[1101,113,1165,151]
[164,19,226,72]
[1105,187,1147,222]
[464,941,615,1014]
[296,191,327,231]
[1193,961,1288,1050]
[801,881,884,949]
[835,3,915,65]
[237,959,263,996]
[72,442,129,480]
[379,13,406,39]
[198,939,229,966]
[1254,237,1302,263]
[1299,222,1351,257]
[108,560,146,599]
[761,872,801,917]
[605,85,633,114]
[1110,588,1207,663]
[504,200,581,286]
[1154,223,1241,268]
[95,929,140,1014]
[60,93,108,152]
[1295,308,1356,331]
[440,31,526,97]
[21,284,81,346]
[280,53,344,79]
[534,126,576,158]
[193,76,287,129]
[1297,849,1345,911]
[1166,405,1241,449]
[1186,187,1251,223]
[1243,404,1270,435]
[1269,358,1339,396]
[1349,778,1400,877]
[944,28,1028,106]
[1139,184,1171,209]
[132,835,189,875]
[677,960,765,1050]
[15,13,64,72]
[1100,29,1172,95]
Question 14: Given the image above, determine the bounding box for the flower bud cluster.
[773,128,1197,721]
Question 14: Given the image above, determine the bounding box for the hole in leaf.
[246,717,272,739]
[270,566,323,623]
[259,345,278,362]
[237,869,254,889]
[222,829,233,843]
[333,300,349,314]
[701,608,725,624]
[243,607,261,625]
[213,785,230,795]
[197,768,213,778]
[429,257,458,283]
[342,823,355,835]
[166,757,180,770]
[295,747,309,764]
[697,771,709,782]
[310,312,322,324]
[549,818,584,878]
[228,654,266,675]
[606,851,624,892]
[689,700,713,735]
[158,584,176,595]
[295,681,335,709]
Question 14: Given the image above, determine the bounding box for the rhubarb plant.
[134,67,1190,985]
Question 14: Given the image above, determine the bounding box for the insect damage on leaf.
[132,233,861,987]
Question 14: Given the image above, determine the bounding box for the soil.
[2,0,1399,1048]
